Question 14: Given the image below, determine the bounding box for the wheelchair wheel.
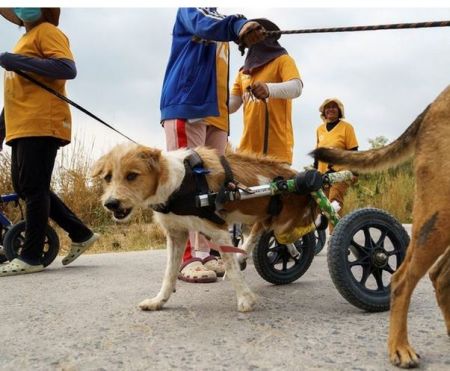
[314,229,327,255]
[3,220,60,267]
[327,208,409,312]
[252,230,315,285]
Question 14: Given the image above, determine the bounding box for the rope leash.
[264,20,450,36]
[15,70,138,144]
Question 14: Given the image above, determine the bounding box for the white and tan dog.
[92,145,319,312]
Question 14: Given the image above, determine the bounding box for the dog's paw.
[237,291,257,312]
[138,297,166,311]
[389,343,420,368]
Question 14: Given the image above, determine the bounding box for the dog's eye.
[126,172,138,181]
[104,173,112,183]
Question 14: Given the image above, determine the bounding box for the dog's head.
[91,143,163,222]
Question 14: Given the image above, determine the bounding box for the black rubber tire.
[327,208,409,312]
[3,221,60,267]
[314,229,327,255]
[253,230,315,285]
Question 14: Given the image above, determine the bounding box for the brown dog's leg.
[139,229,188,311]
[388,220,448,368]
[429,246,450,336]
[237,222,265,268]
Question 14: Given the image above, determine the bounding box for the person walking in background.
[0,8,98,276]
[160,7,265,283]
[229,18,302,165]
[314,98,358,233]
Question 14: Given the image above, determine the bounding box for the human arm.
[0,52,76,79]
[177,8,264,45]
[249,79,303,100]
[229,95,243,114]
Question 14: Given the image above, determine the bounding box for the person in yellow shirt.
[315,98,359,232]
[0,8,98,276]
[230,18,302,165]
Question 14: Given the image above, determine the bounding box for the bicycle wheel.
[3,221,60,267]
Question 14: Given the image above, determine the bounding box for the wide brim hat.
[319,98,346,121]
[0,8,60,26]
[250,18,281,41]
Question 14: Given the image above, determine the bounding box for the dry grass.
[1,137,414,258]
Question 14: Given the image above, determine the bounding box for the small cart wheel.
[314,229,327,255]
[253,230,315,285]
[3,221,60,267]
[327,208,409,312]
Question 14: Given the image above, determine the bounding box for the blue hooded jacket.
[160,8,247,121]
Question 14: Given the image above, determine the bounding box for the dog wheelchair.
[0,192,60,266]
[196,169,409,312]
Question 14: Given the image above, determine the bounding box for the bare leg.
[139,229,188,311]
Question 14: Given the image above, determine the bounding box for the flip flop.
[0,258,44,277]
[62,233,100,266]
[178,258,217,283]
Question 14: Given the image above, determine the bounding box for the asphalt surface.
[0,225,449,371]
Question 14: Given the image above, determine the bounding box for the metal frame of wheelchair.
[197,170,409,312]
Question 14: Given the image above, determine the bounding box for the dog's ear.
[138,147,161,171]
[91,154,107,178]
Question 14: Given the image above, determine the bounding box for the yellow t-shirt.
[316,120,358,173]
[232,54,300,164]
[204,42,229,132]
[4,22,74,145]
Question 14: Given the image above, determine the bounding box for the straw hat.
[0,8,60,26]
[319,98,346,121]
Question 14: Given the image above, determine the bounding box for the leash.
[264,20,450,37]
[14,70,138,144]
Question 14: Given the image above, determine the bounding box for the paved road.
[0,227,448,371]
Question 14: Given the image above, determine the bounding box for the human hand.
[250,82,269,99]
[238,21,265,47]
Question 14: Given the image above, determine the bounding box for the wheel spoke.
[348,255,370,267]
[359,264,372,286]
[363,227,375,248]
[376,229,388,247]
[350,240,370,259]
[372,268,386,291]
[383,264,395,274]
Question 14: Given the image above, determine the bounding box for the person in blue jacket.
[161,8,265,283]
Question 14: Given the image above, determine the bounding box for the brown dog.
[312,85,450,368]
[92,145,319,312]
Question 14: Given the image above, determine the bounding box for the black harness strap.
[152,150,226,225]
[215,156,235,211]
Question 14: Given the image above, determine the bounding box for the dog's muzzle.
[104,198,132,220]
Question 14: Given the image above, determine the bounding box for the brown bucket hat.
[0,8,60,26]
[250,18,281,41]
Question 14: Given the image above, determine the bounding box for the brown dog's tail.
[311,105,430,173]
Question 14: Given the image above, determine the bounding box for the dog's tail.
[310,105,431,173]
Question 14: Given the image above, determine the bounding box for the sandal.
[178,258,217,283]
[0,258,44,277]
[202,256,226,277]
[62,233,100,266]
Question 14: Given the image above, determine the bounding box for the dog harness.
[152,150,227,225]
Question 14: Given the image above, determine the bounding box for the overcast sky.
[1,7,449,169]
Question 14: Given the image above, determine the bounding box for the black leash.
[14,70,138,144]
[264,20,450,37]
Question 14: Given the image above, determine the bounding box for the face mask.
[14,8,42,23]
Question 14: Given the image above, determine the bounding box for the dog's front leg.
[212,231,257,312]
[139,229,187,311]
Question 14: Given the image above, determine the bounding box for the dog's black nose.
[104,198,120,211]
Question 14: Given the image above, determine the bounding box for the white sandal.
[0,258,44,277]
[62,233,100,266]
